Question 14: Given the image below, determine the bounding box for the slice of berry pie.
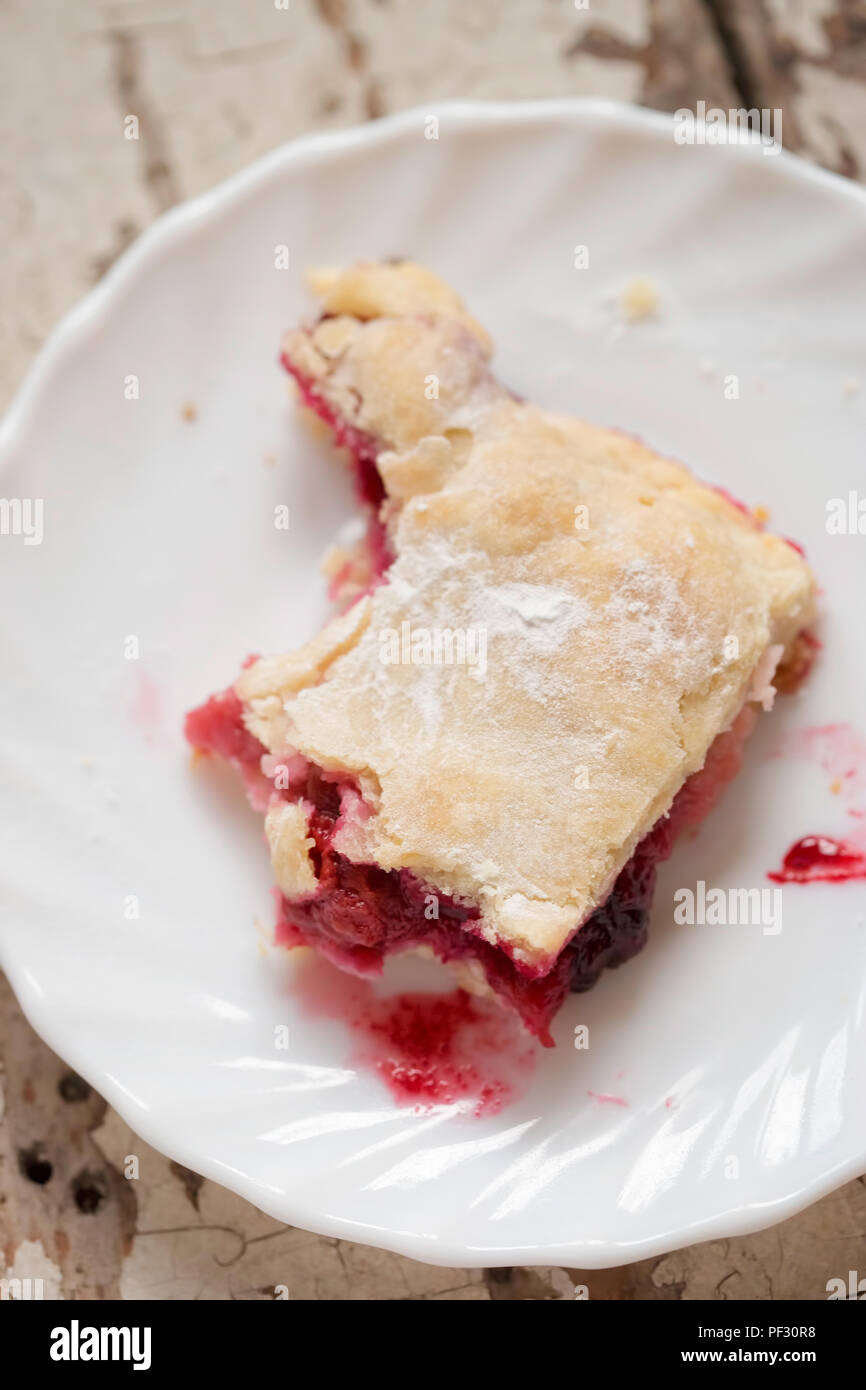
[186,261,817,1046]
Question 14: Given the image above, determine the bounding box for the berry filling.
[186,694,756,1046]
[281,351,393,580]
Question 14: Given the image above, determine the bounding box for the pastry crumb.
[841,377,860,399]
[620,276,660,321]
[180,401,198,423]
[263,451,277,468]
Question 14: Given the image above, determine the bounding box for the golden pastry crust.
[246,262,816,969]
[265,801,318,898]
[307,261,492,351]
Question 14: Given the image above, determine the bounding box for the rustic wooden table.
[2,0,865,1301]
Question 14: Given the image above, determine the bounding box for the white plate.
[2,100,865,1270]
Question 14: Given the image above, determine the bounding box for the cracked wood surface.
[2,0,865,1300]
[716,0,866,178]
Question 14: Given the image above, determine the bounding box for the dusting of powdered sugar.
[346,519,719,746]
[352,535,595,734]
[479,583,591,694]
[600,555,715,691]
[488,582,586,631]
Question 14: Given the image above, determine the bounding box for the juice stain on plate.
[586,1090,628,1107]
[768,723,866,883]
[292,955,535,1116]
[769,834,866,884]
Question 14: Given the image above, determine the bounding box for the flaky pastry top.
[238,262,816,967]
